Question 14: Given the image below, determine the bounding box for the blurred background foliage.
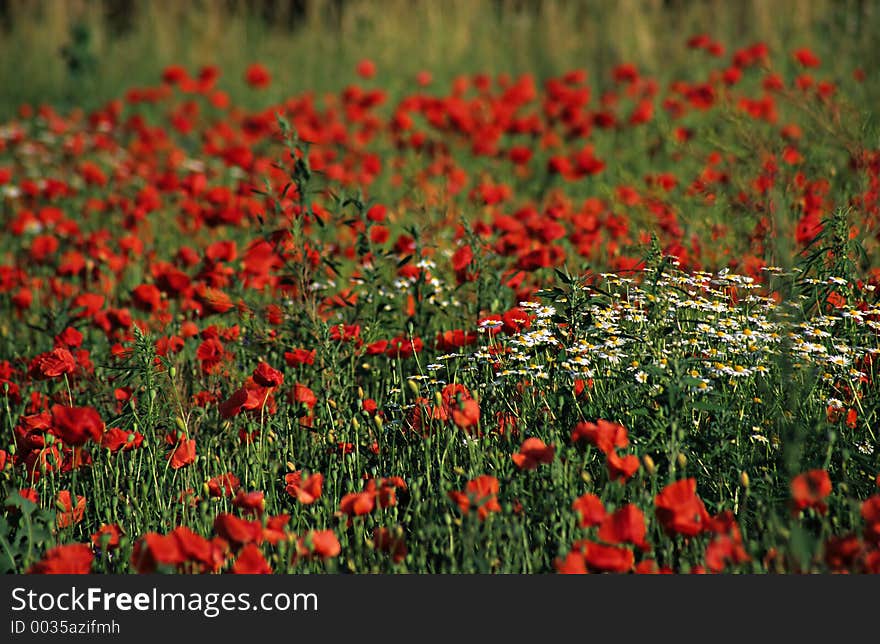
[0,0,876,117]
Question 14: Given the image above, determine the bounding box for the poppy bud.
[642,454,656,475]
[358,387,364,400]
[581,471,592,484]
[175,416,187,432]
[407,379,420,396]
[374,415,383,430]
[202,482,210,496]
[328,399,337,409]
[435,391,443,407]
[286,461,296,471]
[170,366,177,378]
[677,453,688,468]
[740,471,750,488]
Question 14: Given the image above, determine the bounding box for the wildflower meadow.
[1,1,879,576]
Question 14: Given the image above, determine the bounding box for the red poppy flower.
[207,472,240,498]
[218,387,249,419]
[448,475,501,520]
[367,340,389,355]
[502,307,532,335]
[196,337,226,374]
[451,398,480,430]
[55,490,86,529]
[634,559,672,574]
[862,495,880,545]
[162,64,188,85]
[91,523,123,550]
[329,323,361,344]
[793,48,821,68]
[512,437,555,470]
[571,419,629,455]
[356,59,376,79]
[232,544,272,574]
[555,550,588,574]
[33,348,77,379]
[131,533,180,573]
[214,513,263,547]
[262,514,290,545]
[290,383,318,409]
[374,477,404,508]
[245,63,271,89]
[451,244,476,283]
[373,527,407,563]
[580,540,635,573]
[284,471,323,504]
[385,335,423,359]
[435,329,477,351]
[50,404,104,446]
[284,348,316,366]
[253,362,283,388]
[309,530,342,559]
[101,427,144,452]
[131,283,163,312]
[823,535,862,572]
[15,488,39,507]
[27,544,93,574]
[295,530,341,562]
[606,451,640,482]
[572,494,606,527]
[598,504,650,550]
[791,469,832,514]
[166,435,196,469]
[233,491,265,516]
[339,488,376,517]
[655,478,710,537]
[705,533,751,573]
